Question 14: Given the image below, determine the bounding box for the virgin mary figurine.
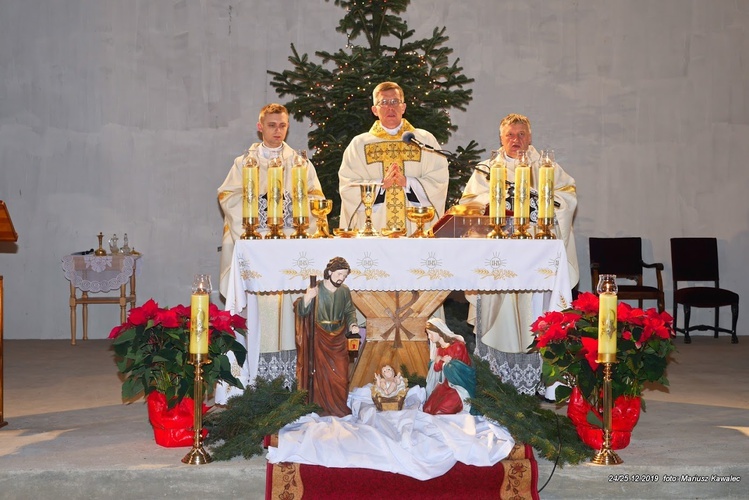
[423,318,477,415]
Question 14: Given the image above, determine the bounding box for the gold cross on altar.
[364,141,421,229]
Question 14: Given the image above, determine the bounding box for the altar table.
[221,238,570,401]
[61,254,141,345]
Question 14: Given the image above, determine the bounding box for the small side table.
[61,254,141,345]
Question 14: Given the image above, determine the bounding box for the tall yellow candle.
[292,165,309,218]
[489,165,506,218]
[190,292,210,354]
[267,165,283,221]
[538,166,554,219]
[242,166,250,218]
[513,165,530,218]
[597,292,618,361]
[243,164,259,219]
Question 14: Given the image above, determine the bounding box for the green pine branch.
[204,378,320,461]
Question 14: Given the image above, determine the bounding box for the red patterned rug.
[265,439,539,500]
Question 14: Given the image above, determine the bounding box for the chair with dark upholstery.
[589,237,665,313]
[670,237,739,344]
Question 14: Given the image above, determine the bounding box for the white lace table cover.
[215,238,571,404]
[61,254,140,292]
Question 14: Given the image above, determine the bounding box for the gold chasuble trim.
[364,120,420,230]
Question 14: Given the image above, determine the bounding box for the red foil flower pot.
[567,386,641,450]
[147,391,208,448]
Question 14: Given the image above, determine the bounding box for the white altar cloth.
[216,238,571,404]
[266,386,515,481]
[226,238,570,311]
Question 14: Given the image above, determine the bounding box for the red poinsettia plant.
[530,292,676,408]
[109,299,247,408]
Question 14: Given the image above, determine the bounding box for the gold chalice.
[358,183,380,237]
[310,199,333,238]
[406,206,436,238]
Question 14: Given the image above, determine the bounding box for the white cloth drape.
[267,386,515,480]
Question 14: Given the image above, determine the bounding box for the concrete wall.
[1,0,747,339]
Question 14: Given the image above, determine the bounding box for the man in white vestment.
[339,81,449,234]
[217,103,325,399]
[460,113,579,354]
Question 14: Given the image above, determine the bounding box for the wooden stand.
[67,258,138,345]
[349,290,448,389]
[0,200,19,429]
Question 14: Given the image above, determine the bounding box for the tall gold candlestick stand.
[182,353,212,465]
[511,217,532,239]
[535,217,556,239]
[290,217,309,239]
[591,361,623,465]
[241,216,261,240]
[487,216,508,239]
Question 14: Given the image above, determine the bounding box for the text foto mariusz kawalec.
[609,474,741,483]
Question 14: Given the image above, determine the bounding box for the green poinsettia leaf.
[585,408,603,427]
[554,383,572,402]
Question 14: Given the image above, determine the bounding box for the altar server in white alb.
[338,81,449,233]
[217,103,325,399]
[460,113,579,353]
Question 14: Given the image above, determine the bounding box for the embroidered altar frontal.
[228,238,571,307]
[265,441,539,500]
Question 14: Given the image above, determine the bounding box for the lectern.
[1,200,18,428]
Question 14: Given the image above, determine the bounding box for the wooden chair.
[589,237,665,312]
[670,237,739,344]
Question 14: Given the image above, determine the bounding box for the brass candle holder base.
[264,221,286,239]
[487,217,509,239]
[512,217,532,239]
[182,353,212,465]
[535,218,556,239]
[590,361,623,466]
[290,217,309,239]
[591,439,624,465]
[241,217,261,240]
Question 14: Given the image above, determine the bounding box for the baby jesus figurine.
[373,364,407,398]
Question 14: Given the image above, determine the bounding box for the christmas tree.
[269,0,484,222]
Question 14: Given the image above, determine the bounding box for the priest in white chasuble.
[217,103,325,400]
[339,81,449,233]
[460,113,579,356]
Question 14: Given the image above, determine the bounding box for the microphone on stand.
[402,132,435,152]
[402,132,490,178]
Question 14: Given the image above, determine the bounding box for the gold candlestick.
[241,216,261,240]
[310,199,333,238]
[511,216,532,239]
[591,362,623,465]
[487,216,508,239]
[534,217,556,239]
[290,217,309,239]
[182,352,213,465]
[264,222,285,239]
